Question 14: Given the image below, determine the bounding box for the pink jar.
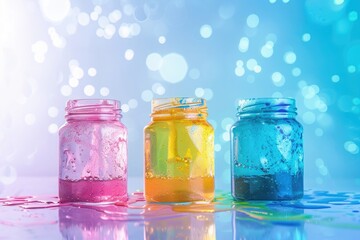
[59,99,128,202]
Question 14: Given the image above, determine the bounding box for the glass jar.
[230,98,304,200]
[59,99,128,202]
[144,97,214,202]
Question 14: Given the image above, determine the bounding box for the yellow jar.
[144,97,214,202]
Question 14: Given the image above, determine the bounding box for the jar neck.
[151,97,208,120]
[65,99,122,122]
[237,98,297,119]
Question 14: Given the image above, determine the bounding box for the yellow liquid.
[145,176,214,202]
[144,115,214,202]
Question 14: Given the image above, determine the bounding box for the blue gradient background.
[0,0,359,193]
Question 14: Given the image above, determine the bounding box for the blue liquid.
[231,116,304,201]
[233,172,303,200]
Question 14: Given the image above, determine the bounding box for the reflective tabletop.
[1,177,360,240]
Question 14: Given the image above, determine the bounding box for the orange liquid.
[145,176,214,202]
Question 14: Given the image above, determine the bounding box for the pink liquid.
[59,178,127,203]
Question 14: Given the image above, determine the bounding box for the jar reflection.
[232,207,306,240]
[59,206,128,240]
[145,213,215,240]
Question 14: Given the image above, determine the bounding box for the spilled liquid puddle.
[1,190,360,229]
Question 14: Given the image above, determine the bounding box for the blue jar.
[230,98,304,200]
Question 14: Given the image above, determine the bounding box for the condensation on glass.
[144,97,214,202]
[59,99,128,202]
[230,98,304,200]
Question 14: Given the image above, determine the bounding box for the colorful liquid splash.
[1,190,360,233]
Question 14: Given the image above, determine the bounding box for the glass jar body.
[59,100,128,203]
[231,100,304,200]
[144,98,214,202]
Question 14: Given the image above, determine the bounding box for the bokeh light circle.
[125,49,134,60]
[128,99,138,109]
[159,53,188,84]
[200,24,213,38]
[195,88,205,97]
[48,107,59,118]
[189,68,200,80]
[152,83,166,95]
[48,124,59,134]
[331,74,340,82]
[61,85,72,96]
[344,141,359,154]
[284,51,297,64]
[247,14,259,28]
[84,85,95,96]
[141,90,153,102]
[39,0,71,22]
[238,37,249,52]
[25,113,36,126]
[302,33,311,42]
[100,87,110,97]
[271,72,285,87]
[78,12,90,26]
[146,53,163,71]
